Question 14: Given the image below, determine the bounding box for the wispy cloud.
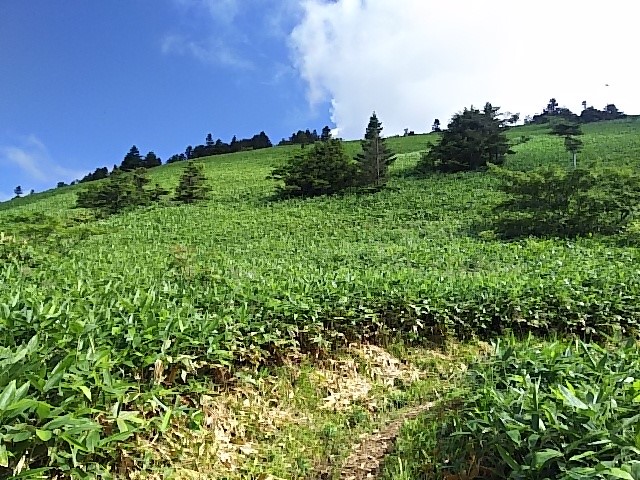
[0,135,84,192]
[161,34,253,69]
[171,0,240,24]
[164,0,250,68]
[164,0,302,70]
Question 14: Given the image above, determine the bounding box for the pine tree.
[551,122,583,168]
[173,161,210,204]
[120,145,143,171]
[417,103,513,173]
[143,151,162,168]
[270,139,357,197]
[321,126,332,141]
[14,186,23,198]
[76,169,153,216]
[355,112,396,188]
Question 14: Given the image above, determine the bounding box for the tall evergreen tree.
[120,145,143,171]
[355,112,396,188]
[173,161,210,204]
[143,151,162,168]
[417,103,513,173]
[14,186,23,198]
[551,122,583,168]
[321,125,332,141]
[80,166,109,183]
[205,133,214,147]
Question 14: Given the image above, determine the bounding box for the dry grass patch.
[127,342,482,479]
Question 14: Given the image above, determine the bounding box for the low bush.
[384,338,640,480]
[492,164,640,238]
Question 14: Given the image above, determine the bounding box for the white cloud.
[161,34,253,69]
[289,0,640,138]
[0,135,83,192]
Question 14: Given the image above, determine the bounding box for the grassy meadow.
[1,117,640,478]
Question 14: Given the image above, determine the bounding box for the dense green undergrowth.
[384,337,640,480]
[1,119,640,476]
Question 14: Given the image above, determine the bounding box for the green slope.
[1,118,640,476]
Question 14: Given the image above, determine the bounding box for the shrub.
[492,164,640,238]
[270,139,358,197]
[76,169,159,215]
[384,338,640,480]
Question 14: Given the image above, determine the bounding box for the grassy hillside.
[1,118,640,478]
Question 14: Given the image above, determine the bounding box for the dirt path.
[334,401,436,480]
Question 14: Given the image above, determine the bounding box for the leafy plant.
[384,338,640,480]
[491,164,640,238]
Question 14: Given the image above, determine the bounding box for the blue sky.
[2,1,639,200]
[0,0,325,199]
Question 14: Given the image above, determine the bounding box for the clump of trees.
[416,103,515,173]
[76,161,209,215]
[270,113,396,197]
[119,146,163,171]
[526,98,625,125]
[187,131,272,159]
[164,132,273,164]
[74,146,164,186]
[490,164,640,238]
[580,103,624,123]
[59,129,275,187]
[277,126,333,147]
[76,169,154,215]
[79,167,109,183]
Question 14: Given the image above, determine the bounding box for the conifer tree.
[173,161,210,204]
[143,151,162,168]
[270,139,357,197]
[76,169,153,216]
[355,112,396,188]
[551,122,583,168]
[417,103,512,173]
[120,145,144,171]
[321,125,332,141]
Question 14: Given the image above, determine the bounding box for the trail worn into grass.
[316,402,437,480]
